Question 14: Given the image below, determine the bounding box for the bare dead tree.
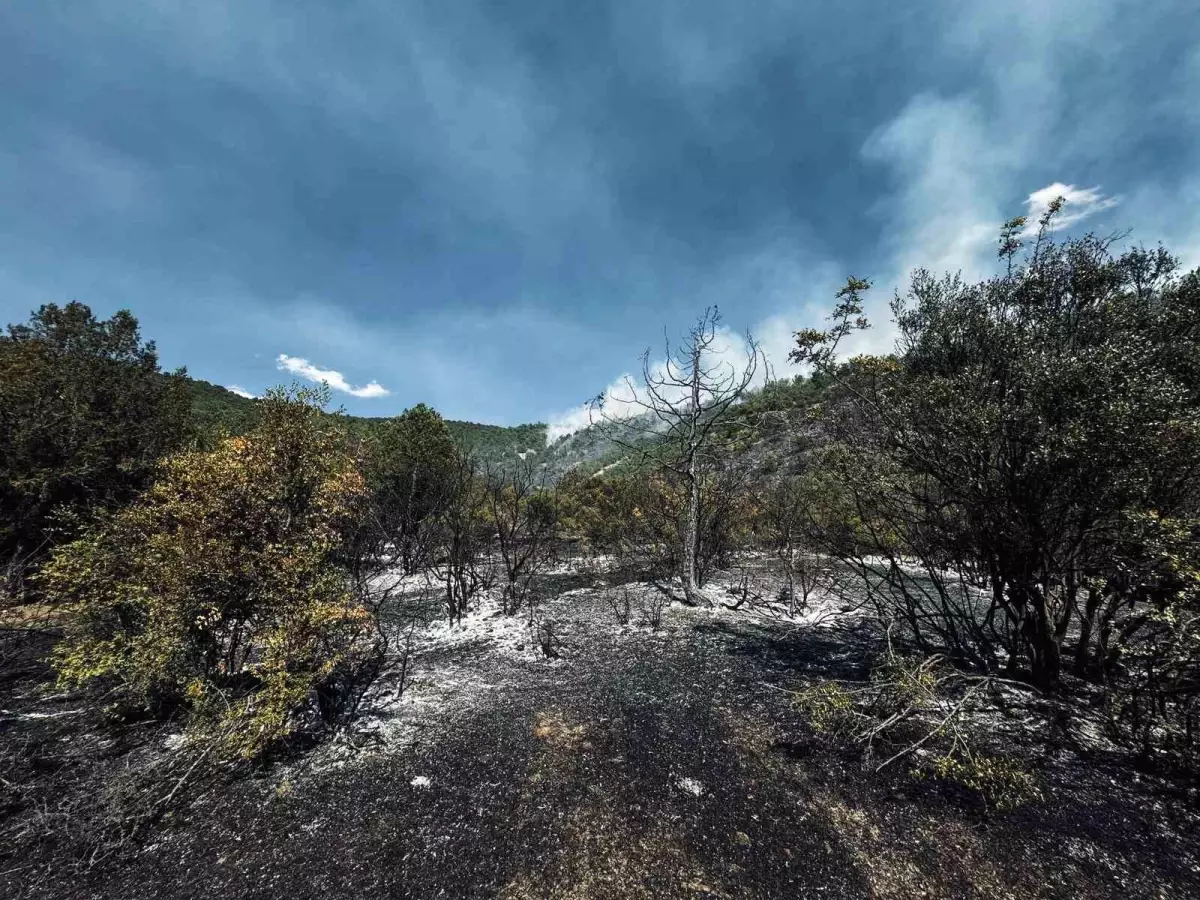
[435,454,493,625]
[590,307,763,605]
[758,475,831,616]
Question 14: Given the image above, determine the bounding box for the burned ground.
[3,568,1199,899]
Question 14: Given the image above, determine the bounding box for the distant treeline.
[185,373,547,460]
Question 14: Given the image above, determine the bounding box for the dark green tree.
[368,403,460,574]
[0,302,190,594]
[796,204,1200,690]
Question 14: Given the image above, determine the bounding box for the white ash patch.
[303,558,877,774]
[365,568,433,600]
[412,595,570,665]
[351,657,507,748]
[300,817,326,835]
[675,776,705,796]
[1,707,85,721]
[415,594,524,652]
[410,775,431,789]
[543,553,618,577]
[699,569,865,629]
[338,593,577,755]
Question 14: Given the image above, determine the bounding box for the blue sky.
[2,1,1198,429]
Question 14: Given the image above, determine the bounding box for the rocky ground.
[3,560,1199,899]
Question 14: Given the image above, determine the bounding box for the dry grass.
[499,795,717,900]
[0,603,64,629]
[533,709,591,752]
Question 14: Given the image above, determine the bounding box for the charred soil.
[3,569,1199,899]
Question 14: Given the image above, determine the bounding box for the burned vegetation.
[3,209,1200,898]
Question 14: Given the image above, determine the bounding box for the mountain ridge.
[184,376,550,466]
[185,370,826,477]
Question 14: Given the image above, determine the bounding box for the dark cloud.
[1,0,1197,424]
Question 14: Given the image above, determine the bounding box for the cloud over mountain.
[276,354,389,399]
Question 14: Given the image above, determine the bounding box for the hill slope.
[533,373,832,481]
[184,377,547,467]
[185,373,829,477]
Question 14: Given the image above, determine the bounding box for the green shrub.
[919,753,1043,811]
[41,386,377,760]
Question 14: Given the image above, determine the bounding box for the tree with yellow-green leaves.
[40,384,380,760]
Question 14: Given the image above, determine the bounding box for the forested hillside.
[184,373,548,465]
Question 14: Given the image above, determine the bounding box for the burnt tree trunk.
[681,344,703,606]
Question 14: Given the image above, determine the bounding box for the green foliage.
[795,649,1043,810]
[799,205,1200,693]
[371,404,459,492]
[41,385,377,760]
[557,469,654,563]
[792,681,857,734]
[0,302,190,589]
[366,404,460,573]
[444,420,546,464]
[1102,510,1200,766]
[184,378,260,443]
[789,276,872,371]
[870,650,940,711]
[919,753,1043,811]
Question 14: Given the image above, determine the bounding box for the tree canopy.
[0,302,190,590]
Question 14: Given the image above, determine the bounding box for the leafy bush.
[793,646,1043,809]
[364,403,460,575]
[41,386,378,760]
[1101,510,1200,769]
[795,205,1200,692]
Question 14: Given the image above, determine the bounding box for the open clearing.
[4,561,1199,899]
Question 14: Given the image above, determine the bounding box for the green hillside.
[185,378,262,438]
[183,375,547,465]
[185,372,829,478]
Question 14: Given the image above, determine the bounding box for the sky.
[2,1,1198,432]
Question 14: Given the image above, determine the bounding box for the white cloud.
[546,373,638,443]
[1022,183,1118,235]
[545,325,765,443]
[861,92,1016,338]
[226,384,256,399]
[276,353,390,398]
